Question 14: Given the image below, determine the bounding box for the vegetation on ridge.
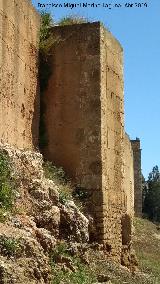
[58,15,87,26]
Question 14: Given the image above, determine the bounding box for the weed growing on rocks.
[0,208,8,223]
[0,236,22,257]
[43,161,73,204]
[0,151,16,221]
[50,242,96,284]
[43,161,68,185]
[59,191,72,205]
[43,161,88,211]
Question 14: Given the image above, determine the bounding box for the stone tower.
[131,138,142,216]
[42,22,132,261]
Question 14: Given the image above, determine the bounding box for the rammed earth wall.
[42,22,135,261]
[0,0,142,262]
[0,0,40,149]
[131,138,142,216]
[124,133,134,216]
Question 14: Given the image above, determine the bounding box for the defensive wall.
[0,0,40,149]
[0,0,142,262]
[42,22,135,261]
[124,133,134,216]
[131,138,142,216]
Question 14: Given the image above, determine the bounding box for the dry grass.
[85,217,160,284]
[133,217,160,283]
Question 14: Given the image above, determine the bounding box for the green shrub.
[51,260,96,284]
[59,190,72,205]
[0,152,15,211]
[39,12,55,59]
[0,152,11,181]
[0,208,8,223]
[43,161,88,209]
[43,161,73,204]
[0,183,14,210]
[43,161,73,205]
[58,15,87,26]
[43,161,69,185]
[0,236,22,257]
[50,243,96,284]
[51,242,69,262]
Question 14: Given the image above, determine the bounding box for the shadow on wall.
[121,214,132,245]
[31,44,40,150]
[31,84,40,150]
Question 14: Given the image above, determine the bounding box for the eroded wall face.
[0,0,40,149]
[124,133,134,216]
[131,139,142,216]
[100,26,126,260]
[44,23,133,261]
[43,23,101,180]
[43,23,103,238]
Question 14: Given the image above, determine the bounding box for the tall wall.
[43,22,102,239]
[43,22,132,261]
[131,138,142,216]
[0,0,137,264]
[100,26,126,260]
[0,0,40,149]
[124,133,134,216]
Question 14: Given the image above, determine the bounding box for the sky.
[32,0,160,179]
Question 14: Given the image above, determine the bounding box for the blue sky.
[32,0,160,179]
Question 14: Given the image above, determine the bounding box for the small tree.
[143,166,160,222]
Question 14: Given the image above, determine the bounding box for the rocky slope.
[0,144,157,284]
[0,143,89,283]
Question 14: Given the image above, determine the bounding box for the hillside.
[62,218,159,284]
[0,144,160,284]
[0,144,89,283]
[133,218,160,283]
[87,218,160,284]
